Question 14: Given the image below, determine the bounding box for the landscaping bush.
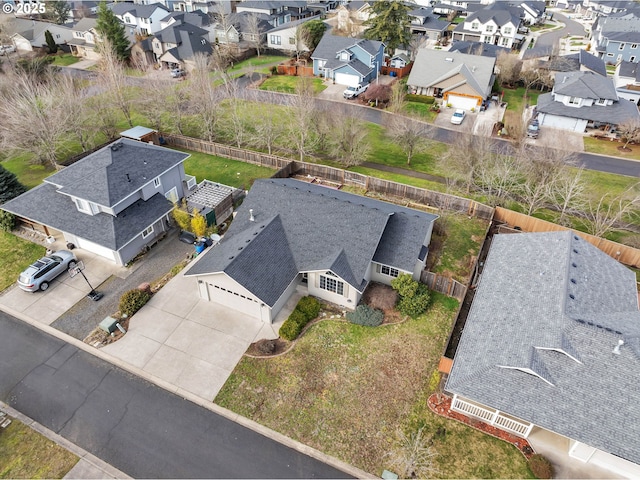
[191,211,206,237]
[0,211,16,232]
[397,284,431,318]
[172,203,191,231]
[391,274,420,298]
[346,304,383,327]
[279,313,304,341]
[296,295,321,319]
[119,288,151,317]
[406,94,435,104]
[528,454,553,479]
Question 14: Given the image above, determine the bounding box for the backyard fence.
[420,271,467,301]
[381,64,413,79]
[494,207,640,268]
[276,64,314,77]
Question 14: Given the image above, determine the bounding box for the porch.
[451,395,533,437]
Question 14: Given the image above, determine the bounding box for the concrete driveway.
[434,107,476,133]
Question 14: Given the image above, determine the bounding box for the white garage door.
[75,238,117,263]
[205,282,263,320]
[448,95,479,111]
[334,72,360,87]
[540,114,579,131]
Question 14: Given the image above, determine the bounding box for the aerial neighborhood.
[1,0,640,478]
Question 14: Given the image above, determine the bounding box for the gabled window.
[568,96,580,105]
[340,51,350,61]
[503,27,512,35]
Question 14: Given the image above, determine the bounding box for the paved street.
[0,311,352,479]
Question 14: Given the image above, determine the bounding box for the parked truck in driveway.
[343,84,368,99]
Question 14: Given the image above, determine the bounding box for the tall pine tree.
[363,0,413,53]
[0,164,27,204]
[96,2,131,62]
[45,30,58,54]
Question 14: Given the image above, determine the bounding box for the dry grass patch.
[0,418,79,478]
[216,294,532,477]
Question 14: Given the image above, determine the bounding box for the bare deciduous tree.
[617,118,640,150]
[190,52,222,141]
[329,107,370,167]
[250,92,284,155]
[211,3,238,45]
[96,38,134,127]
[439,135,496,194]
[388,80,406,114]
[287,77,317,161]
[551,167,587,225]
[586,185,640,237]
[136,75,175,132]
[388,115,432,165]
[57,74,98,152]
[385,427,438,479]
[244,13,265,57]
[496,51,523,88]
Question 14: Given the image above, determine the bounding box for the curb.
[0,302,371,479]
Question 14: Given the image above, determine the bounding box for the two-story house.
[311,33,385,87]
[235,1,292,27]
[184,178,437,323]
[1,138,191,266]
[613,60,640,104]
[111,3,170,36]
[266,15,322,52]
[536,70,640,132]
[68,18,101,60]
[10,18,73,52]
[590,11,640,63]
[452,7,522,49]
[409,6,450,43]
[433,0,485,16]
[574,0,636,19]
[152,22,212,69]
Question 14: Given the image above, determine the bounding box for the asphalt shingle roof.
[446,231,640,465]
[311,33,383,61]
[537,91,640,124]
[619,60,640,81]
[45,138,189,208]
[449,40,510,58]
[111,3,168,19]
[553,71,618,99]
[185,179,437,307]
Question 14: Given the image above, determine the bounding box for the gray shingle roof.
[449,40,510,58]
[606,31,640,42]
[597,11,640,33]
[553,71,618,100]
[159,10,211,28]
[45,138,188,208]
[537,91,640,124]
[407,49,496,97]
[185,179,437,306]
[155,22,209,45]
[579,50,607,76]
[457,6,520,28]
[111,3,168,18]
[1,184,173,251]
[446,231,640,464]
[311,33,384,61]
[619,60,640,81]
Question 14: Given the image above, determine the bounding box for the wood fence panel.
[421,271,467,301]
[494,207,640,268]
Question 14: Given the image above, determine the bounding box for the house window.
[153,177,161,188]
[606,53,614,57]
[486,25,494,33]
[597,98,606,105]
[340,51,350,60]
[471,22,479,30]
[289,37,295,44]
[319,274,344,295]
[619,43,625,50]
[631,56,637,62]
[380,265,399,277]
[500,37,510,46]
[165,187,178,203]
[142,225,154,239]
[632,44,638,49]
[270,35,281,45]
[568,96,580,105]
[503,27,512,34]
[75,198,90,213]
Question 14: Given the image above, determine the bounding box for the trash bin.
[390,71,396,77]
[195,241,206,254]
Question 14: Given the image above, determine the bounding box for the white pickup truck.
[343,83,368,99]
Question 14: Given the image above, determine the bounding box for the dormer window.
[75,198,98,215]
[568,96,580,105]
[597,98,606,105]
[340,51,350,61]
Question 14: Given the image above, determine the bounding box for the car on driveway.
[18,250,77,292]
[170,68,186,78]
[451,109,466,125]
[527,119,540,139]
[343,83,368,99]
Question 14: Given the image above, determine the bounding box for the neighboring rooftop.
[553,71,618,100]
[537,90,640,123]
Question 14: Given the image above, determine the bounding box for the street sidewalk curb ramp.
[0,302,373,479]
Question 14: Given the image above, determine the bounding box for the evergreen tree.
[363,0,414,53]
[96,2,131,61]
[0,164,27,204]
[299,19,326,52]
[50,0,72,25]
[45,30,58,54]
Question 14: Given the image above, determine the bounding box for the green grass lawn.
[0,418,79,479]
[50,53,80,66]
[0,231,46,292]
[583,137,640,161]
[1,154,54,190]
[175,148,276,188]
[216,294,533,478]
[530,23,556,31]
[501,87,540,113]
[349,166,449,192]
[259,75,327,94]
[229,55,289,72]
[405,102,438,122]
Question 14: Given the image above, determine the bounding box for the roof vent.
[574,235,579,240]
[572,262,577,268]
[613,339,624,355]
[249,209,255,222]
[228,256,234,259]
[472,65,476,72]
[110,142,123,151]
[445,57,454,62]
[569,294,575,300]
[570,278,577,284]
[573,249,579,254]
[126,173,131,182]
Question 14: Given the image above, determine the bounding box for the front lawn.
[501,87,540,113]
[0,418,79,478]
[50,54,80,66]
[0,232,46,292]
[259,75,327,94]
[175,148,276,188]
[216,294,533,478]
[1,154,54,190]
[405,102,439,122]
[228,55,289,73]
[583,137,640,161]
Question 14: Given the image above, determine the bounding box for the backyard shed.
[185,180,234,226]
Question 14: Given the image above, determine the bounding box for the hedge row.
[279,296,321,341]
[405,94,436,104]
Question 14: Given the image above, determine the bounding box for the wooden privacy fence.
[494,207,640,268]
[160,133,495,220]
[420,271,467,301]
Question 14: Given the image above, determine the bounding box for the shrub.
[529,454,553,479]
[0,210,16,232]
[172,203,191,231]
[391,274,420,298]
[191,211,206,237]
[119,288,151,317]
[346,304,383,327]
[406,94,435,104]
[397,284,431,318]
[296,296,321,319]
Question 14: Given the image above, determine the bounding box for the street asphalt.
[0,311,353,479]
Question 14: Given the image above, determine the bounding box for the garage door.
[205,282,263,320]
[540,114,579,131]
[447,95,480,111]
[75,238,117,263]
[334,72,360,87]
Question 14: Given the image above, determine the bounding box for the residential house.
[335,1,372,35]
[433,0,485,16]
[613,60,640,104]
[158,10,219,44]
[536,70,640,132]
[10,18,73,52]
[590,11,640,63]
[1,139,191,266]
[407,49,496,110]
[169,0,231,14]
[152,22,212,69]
[452,7,522,49]
[538,49,608,77]
[111,2,170,36]
[574,0,637,19]
[69,1,99,20]
[68,18,100,60]
[266,16,322,52]
[448,39,511,57]
[311,33,385,87]
[446,231,640,478]
[184,178,437,323]
[409,6,450,43]
[236,1,292,27]
[235,12,273,47]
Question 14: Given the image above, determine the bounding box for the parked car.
[1,45,16,54]
[343,83,368,99]
[527,119,540,139]
[451,109,466,125]
[170,68,186,78]
[18,250,77,292]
